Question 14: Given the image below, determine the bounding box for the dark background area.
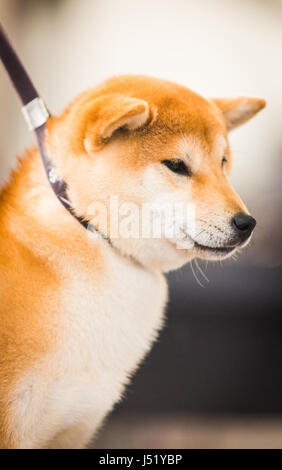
[94,262,282,448]
[111,263,282,417]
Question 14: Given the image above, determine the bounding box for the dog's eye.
[161,159,191,176]
[221,156,227,168]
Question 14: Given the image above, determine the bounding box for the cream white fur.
[8,236,167,449]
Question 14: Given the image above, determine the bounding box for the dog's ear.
[213,97,266,131]
[82,94,150,153]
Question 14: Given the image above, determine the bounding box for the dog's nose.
[232,213,256,241]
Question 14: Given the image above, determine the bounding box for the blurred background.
[0,0,281,449]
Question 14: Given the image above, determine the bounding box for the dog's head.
[47,75,265,272]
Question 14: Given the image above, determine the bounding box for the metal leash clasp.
[21,97,49,130]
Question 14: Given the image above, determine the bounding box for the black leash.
[0,24,89,230]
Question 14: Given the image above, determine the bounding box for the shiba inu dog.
[0,75,265,448]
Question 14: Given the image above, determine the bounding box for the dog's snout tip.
[232,213,256,240]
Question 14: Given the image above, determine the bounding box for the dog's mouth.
[169,227,253,259]
[170,232,238,258]
[193,241,236,254]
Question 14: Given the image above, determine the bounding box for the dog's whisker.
[190,259,205,288]
[195,258,209,283]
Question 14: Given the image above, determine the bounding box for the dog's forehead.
[148,87,226,153]
[150,99,227,163]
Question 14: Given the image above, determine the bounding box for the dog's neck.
[0,148,147,271]
[0,149,94,250]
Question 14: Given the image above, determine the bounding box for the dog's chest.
[48,248,168,421]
